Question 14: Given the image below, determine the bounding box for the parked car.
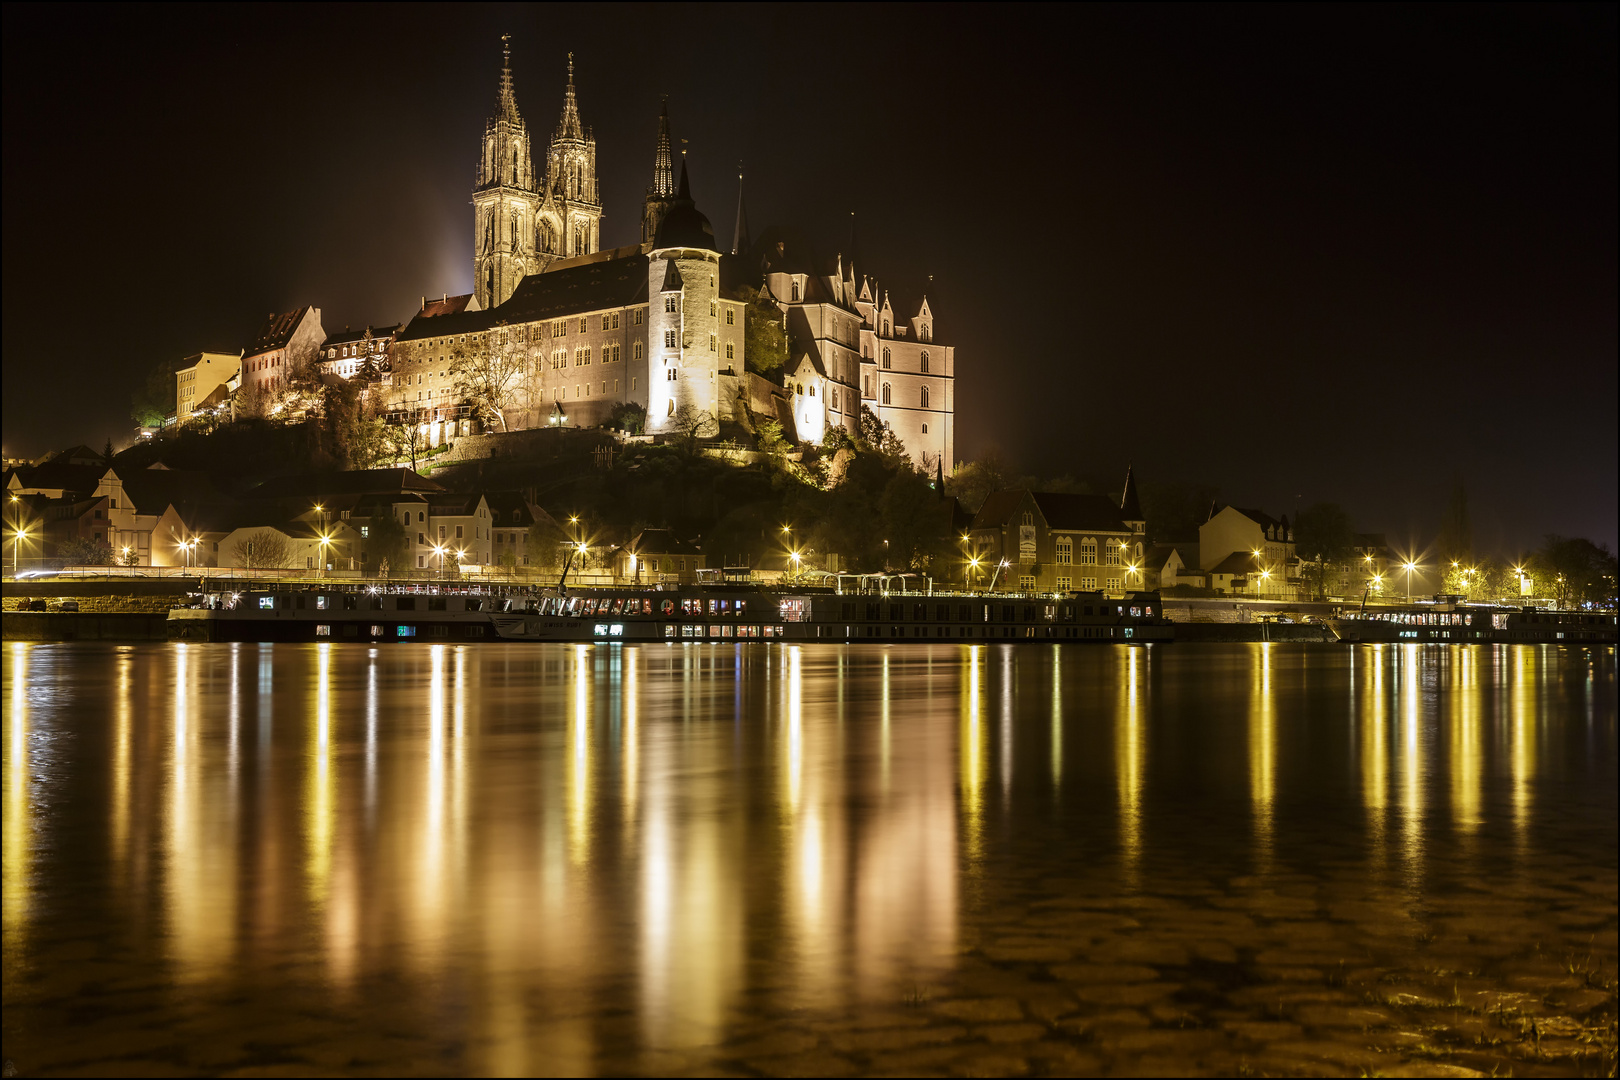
[58,601,80,612]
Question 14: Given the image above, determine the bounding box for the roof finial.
[496,34,519,122]
[557,51,583,140]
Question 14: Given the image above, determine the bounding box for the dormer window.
[791,281,801,302]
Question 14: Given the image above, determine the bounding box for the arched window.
[920,386,930,408]
[882,348,891,370]
[921,351,930,373]
[791,281,801,302]
[881,383,891,404]
[883,320,890,336]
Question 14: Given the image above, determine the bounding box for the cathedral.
[386,39,955,475]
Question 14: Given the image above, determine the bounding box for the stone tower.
[538,53,602,262]
[472,35,542,310]
[646,162,722,432]
[641,101,677,246]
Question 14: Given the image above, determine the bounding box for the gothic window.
[791,281,800,302]
[634,342,643,360]
[1056,537,1073,565]
[665,296,677,313]
[921,351,930,373]
[921,422,928,434]
[832,389,839,409]
[709,334,716,352]
[709,301,716,316]
[1080,539,1097,565]
[725,308,735,325]
[881,383,891,405]
[883,320,890,335]
[882,348,891,370]
[920,386,930,408]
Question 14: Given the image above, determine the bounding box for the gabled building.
[484,491,561,567]
[318,325,399,383]
[240,306,325,403]
[176,352,241,425]
[611,528,704,584]
[969,471,1147,594]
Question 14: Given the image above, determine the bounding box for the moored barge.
[167,581,1174,645]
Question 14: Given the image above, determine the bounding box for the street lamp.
[1403,560,1417,602]
[968,554,982,591]
[432,543,447,578]
[10,523,29,578]
[318,533,332,578]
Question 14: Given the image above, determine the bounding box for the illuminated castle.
[389,38,954,475]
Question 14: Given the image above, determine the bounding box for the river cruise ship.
[1326,597,1616,645]
[168,581,1174,645]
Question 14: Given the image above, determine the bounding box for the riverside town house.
[381,39,955,473]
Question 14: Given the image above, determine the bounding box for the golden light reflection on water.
[1362,644,1389,865]
[4,643,29,952]
[960,645,985,869]
[1117,648,1144,886]
[1451,647,1482,835]
[1250,643,1275,871]
[2,641,1611,1076]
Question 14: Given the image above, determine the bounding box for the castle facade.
[385,40,955,473]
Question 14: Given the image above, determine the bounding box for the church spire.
[731,163,750,257]
[557,52,583,141]
[497,34,519,123]
[651,99,675,198]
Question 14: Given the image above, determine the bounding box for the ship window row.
[664,624,784,639]
[836,600,1147,622]
[311,623,486,639]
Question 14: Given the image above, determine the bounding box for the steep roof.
[246,307,315,356]
[397,253,651,342]
[1119,466,1143,522]
[419,294,476,318]
[971,489,1131,534]
[1209,551,1259,576]
[111,466,221,516]
[323,324,400,348]
[620,528,700,555]
[483,491,558,530]
[248,469,445,499]
[1031,492,1129,532]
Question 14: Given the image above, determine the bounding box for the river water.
[3,641,1615,1076]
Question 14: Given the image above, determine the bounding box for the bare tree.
[231,529,292,569]
[451,321,528,432]
[672,404,719,453]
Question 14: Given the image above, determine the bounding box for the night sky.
[3,4,1614,552]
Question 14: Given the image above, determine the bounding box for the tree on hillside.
[231,530,292,569]
[130,357,184,427]
[609,401,646,435]
[1533,535,1618,608]
[741,287,789,375]
[450,323,528,432]
[947,452,1008,513]
[1437,475,1473,564]
[359,512,409,576]
[1294,502,1355,600]
[880,468,947,572]
[858,405,908,465]
[671,405,719,453]
[1138,478,1220,542]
